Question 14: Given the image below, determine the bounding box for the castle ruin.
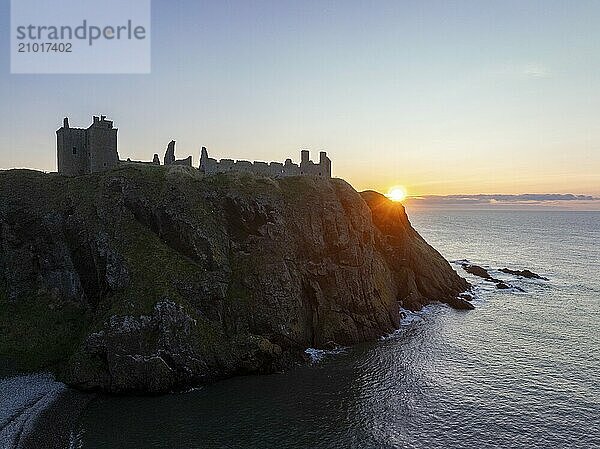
[56,116,119,176]
[164,140,193,167]
[57,116,332,178]
[199,147,331,178]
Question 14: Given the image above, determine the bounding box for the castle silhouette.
[57,116,332,178]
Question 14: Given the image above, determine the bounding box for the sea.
[1,210,599,449]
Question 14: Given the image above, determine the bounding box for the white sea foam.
[399,304,437,325]
[68,427,85,449]
[179,386,204,394]
[304,346,348,363]
[0,373,66,449]
[462,286,486,305]
[379,304,440,340]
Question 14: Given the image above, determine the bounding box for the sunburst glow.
[387,186,407,202]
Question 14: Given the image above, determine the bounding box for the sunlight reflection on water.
[74,211,600,448]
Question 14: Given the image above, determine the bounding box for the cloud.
[405,194,600,210]
[489,62,552,79]
[521,63,551,78]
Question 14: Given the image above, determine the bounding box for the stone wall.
[56,123,88,176]
[88,117,119,173]
[164,141,192,167]
[199,147,331,178]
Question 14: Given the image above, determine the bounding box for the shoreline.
[0,373,92,449]
[17,389,93,449]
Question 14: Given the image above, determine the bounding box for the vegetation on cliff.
[0,165,470,392]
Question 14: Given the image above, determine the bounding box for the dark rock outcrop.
[461,263,497,281]
[361,191,471,310]
[0,166,469,393]
[499,268,548,280]
[458,262,525,291]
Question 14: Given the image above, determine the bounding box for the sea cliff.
[0,165,470,393]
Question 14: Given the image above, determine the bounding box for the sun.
[387,186,407,202]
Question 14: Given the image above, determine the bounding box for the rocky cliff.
[0,165,470,393]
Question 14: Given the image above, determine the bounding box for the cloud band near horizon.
[403,193,600,210]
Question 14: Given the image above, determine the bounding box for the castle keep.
[57,116,332,178]
[57,116,119,176]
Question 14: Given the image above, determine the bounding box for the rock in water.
[499,268,548,280]
[0,167,469,393]
[458,262,526,292]
[460,263,496,281]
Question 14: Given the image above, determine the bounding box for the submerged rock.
[0,167,470,393]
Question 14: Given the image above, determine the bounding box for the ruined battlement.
[199,147,331,178]
[57,116,332,178]
[91,115,114,129]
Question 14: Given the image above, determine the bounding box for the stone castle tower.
[57,116,119,176]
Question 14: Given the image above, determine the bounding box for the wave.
[304,346,349,363]
[379,304,439,341]
[0,373,66,449]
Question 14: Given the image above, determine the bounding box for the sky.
[1,0,599,207]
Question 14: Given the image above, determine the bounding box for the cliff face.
[0,166,469,393]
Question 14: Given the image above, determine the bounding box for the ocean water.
[10,210,600,448]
